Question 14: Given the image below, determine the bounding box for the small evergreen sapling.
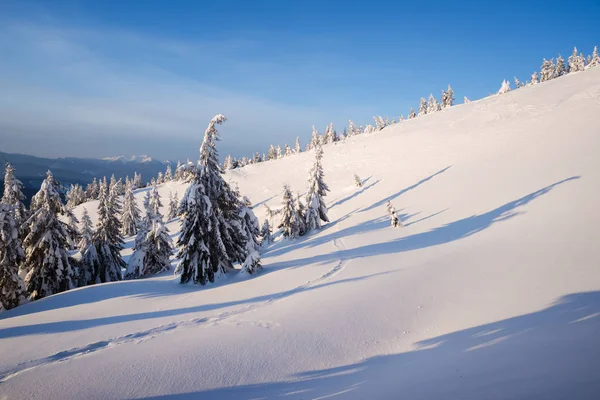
[387,201,401,228]
[304,143,330,232]
[260,219,272,246]
[354,173,363,187]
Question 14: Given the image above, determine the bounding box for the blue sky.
[1,0,599,162]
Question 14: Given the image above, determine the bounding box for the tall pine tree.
[177,114,247,285]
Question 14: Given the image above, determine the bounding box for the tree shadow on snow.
[266,176,580,270]
[133,290,600,400]
[360,165,452,213]
[0,270,399,339]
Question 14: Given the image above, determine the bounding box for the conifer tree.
[296,192,307,237]
[157,172,164,184]
[304,143,330,231]
[498,79,511,94]
[441,85,454,108]
[418,97,428,116]
[589,46,599,68]
[427,94,440,114]
[555,54,566,77]
[77,207,97,287]
[86,177,100,200]
[347,120,357,137]
[260,219,272,246]
[408,108,416,119]
[65,208,80,249]
[284,144,292,157]
[168,191,179,220]
[354,173,363,187]
[568,47,584,72]
[387,201,401,228]
[2,163,27,225]
[239,197,261,275]
[276,145,282,159]
[92,177,125,283]
[540,58,556,82]
[279,184,300,239]
[79,208,94,249]
[531,71,539,84]
[126,199,173,280]
[164,164,173,181]
[177,114,248,285]
[121,181,141,237]
[149,184,163,220]
[133,172,143,190]
[0,204,25,310]
[464,96,471,103]
[294,137,301,154]
[309,126,321,150]
[22,171,75,300]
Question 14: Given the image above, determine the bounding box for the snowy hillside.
[2,68,600,399]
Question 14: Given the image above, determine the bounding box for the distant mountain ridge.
[0,151,168,201]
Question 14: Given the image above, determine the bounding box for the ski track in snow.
[0,222,352,384]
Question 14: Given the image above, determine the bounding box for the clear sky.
[1,0,599,163]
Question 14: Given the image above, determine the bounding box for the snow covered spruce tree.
[540,58,555,82]
[164,164,173,181]
[177,114,248,285]
[2,163,27,225]
[555,54,566,77]
[408,107,416,119]
[387,201,401,228]
[65,208,80,250]
[304,143,330,232]
[589,46,600,68]
[239,197,261,275]
[260,219,272,246]
[0,204,25,310]
[121,181,141,237]
[441,85,454,108]
[498,79,511,94]
[126,189,173,279]
[427,94,440,114]
[92,177,125,283]
[568,47,585,72]
[77,207,98,286]
[464,96,471,103]
[296,192,307,237]
[531,71,539,84]
[418,97,428,116]
[279,184,301,239]
[168,191,179,220]
[294,137,301,154]
[22,171,75,300]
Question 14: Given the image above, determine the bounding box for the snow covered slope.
[2,69,600,400]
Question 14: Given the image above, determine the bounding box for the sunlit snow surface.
[1,69,600,399]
